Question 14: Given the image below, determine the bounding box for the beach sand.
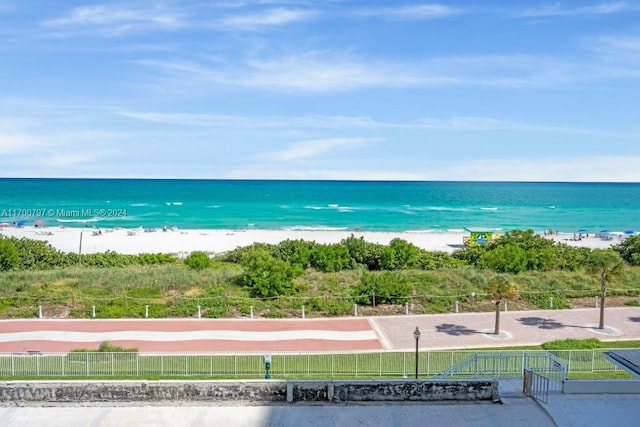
[0,226,621,256]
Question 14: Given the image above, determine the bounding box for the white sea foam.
[283,225,349,231]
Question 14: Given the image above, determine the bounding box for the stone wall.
[0,379,499,404]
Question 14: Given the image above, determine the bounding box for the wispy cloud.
[263,137,368,161]
[116,110,633,138]
[443,156,640,182]
[520,2,629,17]
[42,5,184,37]
[220,8,317,30]
[138,52,461,93]
[115,110,381,129]
[355,4,461,20]
[585,35,640,78]
[139,49,596,93]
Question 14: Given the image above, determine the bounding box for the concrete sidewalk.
[372,306,640,350]
[2,393,638,427]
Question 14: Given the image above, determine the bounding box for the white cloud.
[228,166,427,181]
[42,5,183,37]
[0,133,46,154]
[520,2,629,17]
[220,8,317,30]
[139,52,458,93]
[116,110,382,129]
[440,156,640,182]
[227,155,640,181]
[355,4,461,20]
[141,45,636,94]
[264,137,368,161]
[115,109,635,141]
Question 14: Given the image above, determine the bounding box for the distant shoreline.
[0,226,620,256]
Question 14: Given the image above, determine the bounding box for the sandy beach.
[0,226,621,256]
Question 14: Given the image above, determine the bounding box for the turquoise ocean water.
[0,179,639,234]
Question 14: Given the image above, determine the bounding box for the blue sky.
[1,1,639,181]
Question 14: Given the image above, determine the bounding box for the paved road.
[374,306,640,351]
[0,307,638,353]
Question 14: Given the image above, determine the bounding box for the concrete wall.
[563,380,640,394]
[0,379,499,404]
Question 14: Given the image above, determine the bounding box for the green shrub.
[0,238,20,271]
[524,292,571,309]
[239,248,302,298]
[184,251,212,270]
[309,244,354,272]
[352,271,412,305]
[542,338,602,350]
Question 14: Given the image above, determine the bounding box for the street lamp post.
[413,326,421,379]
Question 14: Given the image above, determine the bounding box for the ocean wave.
[56,218,99,224]
[480,207,498,211]
[165,202,183,206]
[283,225,349,231]
[130,203,149,207]
[409,206,473,212]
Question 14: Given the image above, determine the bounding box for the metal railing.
[0,349,623,378]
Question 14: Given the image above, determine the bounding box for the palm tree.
[587,249,625,330]
[485,275,518,335]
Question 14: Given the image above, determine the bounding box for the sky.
[1,1,639,181]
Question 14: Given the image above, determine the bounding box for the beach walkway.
[0,307,638,353]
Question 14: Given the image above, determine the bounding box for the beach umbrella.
[34,220,43,225]
[0,222,9,228]
[576,229,587,233]
[600,229,610,233]
[16,221,25,227]
[624,230,636,235]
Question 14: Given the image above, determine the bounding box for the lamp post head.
[413,326,421,341]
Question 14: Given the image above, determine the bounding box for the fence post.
[301,305,305,319]
[354,304,358,317]
[405,302,409,315]
[145,305,149,318]
[595,296,599,308]
[504,300,508,312]
[250,306,254,319]
[92,305,96,318]
[550,297,553,309]
[455,301,459,313]
[38,305,43,319]
[197,305,201,318]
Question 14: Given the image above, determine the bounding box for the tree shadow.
[435,323,479,336]
[629,317,640,323]
[517,316,566,330]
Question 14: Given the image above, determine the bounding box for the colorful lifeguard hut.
[463,227,500,246]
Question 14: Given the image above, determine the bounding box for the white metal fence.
[0,349,623,378]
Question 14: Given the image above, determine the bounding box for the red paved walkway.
[0,307,637,353]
